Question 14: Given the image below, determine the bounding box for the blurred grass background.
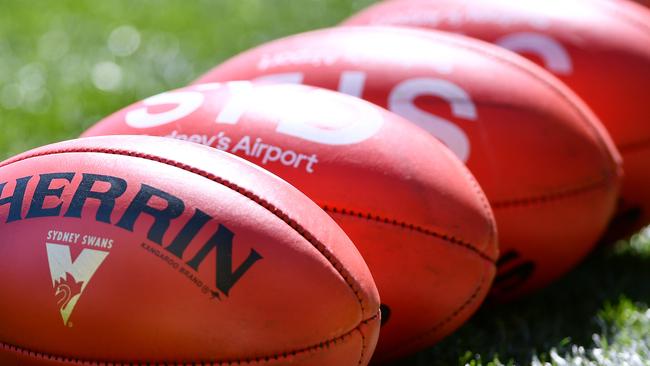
[0,0,375,157]
[1,1,649,365]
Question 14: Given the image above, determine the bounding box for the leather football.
[194,26,622,301]
[345,0,650,240]
[0,135,380,365]
[83,83,499,361]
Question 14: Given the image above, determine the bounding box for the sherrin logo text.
[0,172,263,324]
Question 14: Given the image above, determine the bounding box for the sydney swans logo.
[46,243,109,326]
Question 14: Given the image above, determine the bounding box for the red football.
[83,82,499,361]
[345,0,650,239]
[0,135,380,365]
[194,26,622,301]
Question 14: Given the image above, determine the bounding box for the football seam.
[491,175,613,209]
[383,262,491,360]
[0,312,380,365]
[323,206,496,263]
[0,147,376,361]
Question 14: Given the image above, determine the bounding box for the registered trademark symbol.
[67,322,73,328]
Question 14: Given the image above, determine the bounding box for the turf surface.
[1,1,648,365]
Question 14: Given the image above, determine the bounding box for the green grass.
[0,0,376,158]
[1,1,649,365]
[410,230,650,366]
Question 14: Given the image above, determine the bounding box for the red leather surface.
[193,27,622,301]
[345,0,650,238]
[83,83,498,361]
[0,135,380,365]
